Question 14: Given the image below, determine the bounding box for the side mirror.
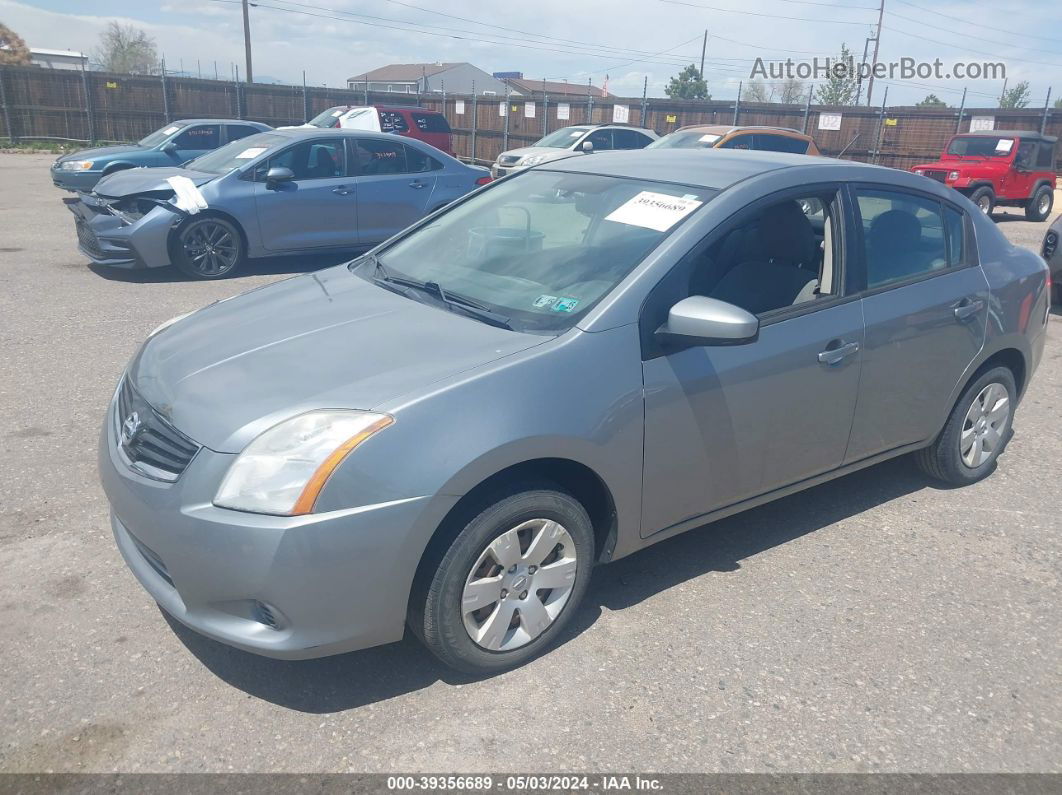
[656,296,759,347]
[581,140,594,154]
[161,141,178,155]
[265,166,295,188]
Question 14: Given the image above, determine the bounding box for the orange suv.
[648,125,821,155]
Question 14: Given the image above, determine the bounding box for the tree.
[1054,97,1061,109]
[814,43,859,106]
[665,64,709,100]
[778,77,807,105]
[0,22,31,65]
[916,94,948,108]
[744,79,773,103]
[94,22,159,75]
[998,80,1031,109]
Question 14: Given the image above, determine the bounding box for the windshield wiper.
[364,255,514,330]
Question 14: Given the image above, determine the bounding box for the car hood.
[56,144,144,164]
[499,147,578,164]
[128,264,548,452]
[92,167,219,198]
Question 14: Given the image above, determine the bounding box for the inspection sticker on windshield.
[605,191,702,232]
[533,295,558,309]
[235,146,267,159]
[553,297,580,313]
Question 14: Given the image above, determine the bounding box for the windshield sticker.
[533,295,558,309]
[995,138,1014,153]
[553,297,580,313]
[162,126,180,135]
[699,134,721,143]
[605,191,703,232]
[166,175,208,215]
[235,146,267,159]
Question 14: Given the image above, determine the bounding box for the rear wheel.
[969,186,995,217]
[171,216,244,280]
[1025,185,1053,222]
[915,366,1016,485]
[412,485,594,674]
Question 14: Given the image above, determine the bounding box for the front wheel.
[171,216,244,279]
[915,366,1016,485]
[412,486,595,674]
[968,186,995,217]
[1025,185,1053,222]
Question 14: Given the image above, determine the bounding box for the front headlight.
[214,410,393,515]
[948,171,960,181]
[521,154,550,166]
[914,169,924,176]
[61,160,94,171]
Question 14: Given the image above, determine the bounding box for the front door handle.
[818,340,860,365]
[953,297,985,321]
[408,180,425,189]
[332,186,354,195]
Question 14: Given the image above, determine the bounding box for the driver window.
[687,193,839,316]
[259,139,346,180]
[584,130,613,150]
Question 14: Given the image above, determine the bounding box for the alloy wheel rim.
[978,197,991,213]
[1039,194,1050,215]
[461,518,578,652]
[960,382,1010,469]
[181,221,237,276]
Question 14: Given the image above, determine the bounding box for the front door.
[352,137,437,246]
[844,186,988,462]
[640,189,864,537]
[252,137,358,251]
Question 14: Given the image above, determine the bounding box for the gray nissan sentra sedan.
[99,149,1050,674]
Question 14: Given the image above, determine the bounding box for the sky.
[2,0,1060,107]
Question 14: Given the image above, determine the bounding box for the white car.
[492,124,658,178]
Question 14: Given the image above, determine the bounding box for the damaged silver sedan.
[66,129,492,279]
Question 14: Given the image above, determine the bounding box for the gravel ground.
[0,153,1059,774]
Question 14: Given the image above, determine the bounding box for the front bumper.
[491,163,527,179]
[99,388,458,659]
[51,166,104,192]
[65,195,178,269]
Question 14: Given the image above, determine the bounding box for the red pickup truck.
[911,130,1057,221]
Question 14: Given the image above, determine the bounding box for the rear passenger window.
[379,111,409,133]
[612,129,653,149]
[856,189,951,289]
[412,113,451,133]
[753,134,810,154]
[1036,142,1055,169]
[226,124,261,143]
[356,138,408,175]
[405,144,440,173]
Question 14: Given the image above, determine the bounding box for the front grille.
[76,221,104,258]
[116,379,200,482]
[924,169,948,183]
[1043,231,1058,259]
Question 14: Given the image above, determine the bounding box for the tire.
[1025,185,1054,222]
[171,215,245,280]
[412,484,595,674]
[968,186,995,217]
[915,366,1016,486]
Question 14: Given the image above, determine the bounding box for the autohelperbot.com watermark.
[751,56,1006,82]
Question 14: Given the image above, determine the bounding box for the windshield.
[138,122,187,147]
[533,126,592,149]
[369,170,715,333]
[184,133,288,174]
[306,106,350,128]
[647,130,722,149]
[946,135,1016,158]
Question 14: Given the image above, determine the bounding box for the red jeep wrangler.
[911,130,1057,221]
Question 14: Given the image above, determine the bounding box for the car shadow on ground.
[86,251,356,283]
[167,454,954,713]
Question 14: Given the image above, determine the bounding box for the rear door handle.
[332,186,353,195]
[408,180,425,189]
[818,340,860,365]
[953,297,985,321]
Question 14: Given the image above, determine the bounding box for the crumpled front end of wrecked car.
[65,189,185,269]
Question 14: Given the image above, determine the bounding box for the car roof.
[959,129,1057,143]
[539,148,875,190]
[173,119,269,126]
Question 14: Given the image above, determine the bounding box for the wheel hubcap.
[960,382,1010,468]
[1039,195,1050,214]
[979,198,991,213]
[461,518,578,652]
[182,221,237,275]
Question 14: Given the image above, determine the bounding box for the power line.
[887,8,1062,57]
[883,22,1062,70]
[658,0,878,26]
[891,0,1062,46]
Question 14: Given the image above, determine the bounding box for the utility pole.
[699,29,707,78]
[866,0,884,106]
[241,0,253,83]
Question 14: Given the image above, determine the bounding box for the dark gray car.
[1042,214,1061,303]
[99,149,1050,674]
[67,129,491,279]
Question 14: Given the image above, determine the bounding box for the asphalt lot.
[0,152,1059,774]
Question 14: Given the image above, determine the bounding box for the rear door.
[1008,138,1039,199]
[612,129,655,150]
[352,137,437,245]
[171,123,222,162]
[844,185,988,462]
[252,137,358,251]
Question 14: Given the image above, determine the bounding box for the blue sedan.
[51,119,271,191]
[66,129,493,279]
